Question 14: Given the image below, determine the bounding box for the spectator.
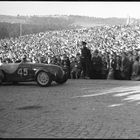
[120,52,132,80]
[101,53,108,79]
[61,54,70,78]
[80,41,91,79]
[70,56,82,79]
[0,24,140,81]
[91,49,102,79]
[131,55,140,80]
[114,55,122,80]
[107,53,116,80]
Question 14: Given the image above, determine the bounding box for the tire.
[0,71,4,85]
[56,74,68,84]
[36,71,52,87]
[12,81,18,85]
[0,77,2,85]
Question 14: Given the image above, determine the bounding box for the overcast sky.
[0,1,140,18]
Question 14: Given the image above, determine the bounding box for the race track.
[1,79,140,138]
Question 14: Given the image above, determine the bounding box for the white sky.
[0,1,140,18]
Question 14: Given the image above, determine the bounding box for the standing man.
[80,41,91,79]
[91,49,103,79]
[120,52,131,80]
[131,55,140,80]
[61,54,71,78]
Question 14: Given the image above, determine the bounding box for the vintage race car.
[0,62,69,87]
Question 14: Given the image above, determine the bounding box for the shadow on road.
[1,81,68,87]
[16,105,43,110]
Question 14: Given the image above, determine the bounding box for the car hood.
[0,63,20,74]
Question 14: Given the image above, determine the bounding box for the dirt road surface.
[1,79,140,138]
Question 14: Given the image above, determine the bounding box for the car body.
[0,62,69,87]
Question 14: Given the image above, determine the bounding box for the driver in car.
[21,55,28,63]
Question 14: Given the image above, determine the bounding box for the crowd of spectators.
[1,24,140,80]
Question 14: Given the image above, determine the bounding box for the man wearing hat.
[80,41,91,79]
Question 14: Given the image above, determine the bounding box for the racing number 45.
[17,68,28,76]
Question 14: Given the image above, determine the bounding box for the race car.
[0,62,69,87]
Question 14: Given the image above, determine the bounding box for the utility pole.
[126,14,130,25]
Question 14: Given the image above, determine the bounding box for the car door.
[16,63,33,81]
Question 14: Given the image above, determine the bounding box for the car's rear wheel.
[36,71,52,87]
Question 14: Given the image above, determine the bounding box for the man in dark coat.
[91,49,102,79]
[114,55,122,80]
[131,55,140,80]
[120,52,132,80]
[80,41,91,79]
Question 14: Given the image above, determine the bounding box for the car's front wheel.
[36,71,52,87]
[0,77,2,85]
[12,81,18,85]
[56,74,68,84]
[0,71,4,85]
